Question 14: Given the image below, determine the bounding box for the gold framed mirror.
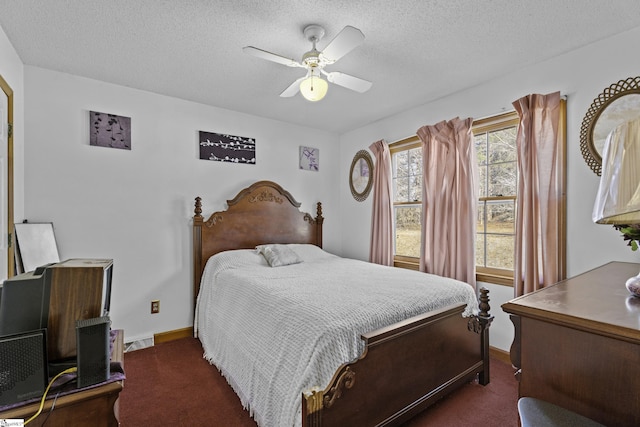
[580,76,640,175]
[349,150,373,202]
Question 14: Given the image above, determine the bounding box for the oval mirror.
[349,150,373,202]
[580,76,640,175]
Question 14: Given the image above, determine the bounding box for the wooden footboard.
[303,289,492,427]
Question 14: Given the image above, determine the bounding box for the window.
[391,137,422,270]
[389,112,520,282]
[473,112,520,286]
[390,107,565,285]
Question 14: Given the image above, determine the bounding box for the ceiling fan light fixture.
[299,75,328,102]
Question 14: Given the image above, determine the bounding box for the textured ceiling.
[2,1,640,133]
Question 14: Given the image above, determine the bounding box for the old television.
[0,259,113,369]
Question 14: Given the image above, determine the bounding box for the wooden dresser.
[0,329,124,426]
[502,262,640,426]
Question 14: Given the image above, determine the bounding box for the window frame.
[390,136,422,268]
[473,111,520,286]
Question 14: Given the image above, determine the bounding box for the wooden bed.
[192,180,492,427]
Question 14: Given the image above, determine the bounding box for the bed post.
[303,367,355,427]
[315,202,324,248]
[302,388,323,427]
[193,197,203,313]
[477,287,493,385]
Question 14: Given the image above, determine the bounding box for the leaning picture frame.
[14,222,60,274]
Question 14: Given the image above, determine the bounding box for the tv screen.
[0,265,53,337]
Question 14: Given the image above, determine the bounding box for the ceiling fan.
[243,24,373,102]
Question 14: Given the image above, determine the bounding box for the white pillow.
[255,244,303,267]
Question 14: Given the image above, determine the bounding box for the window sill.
[393,257,420,271]
[476,271,513,287]
[393,257,514,287]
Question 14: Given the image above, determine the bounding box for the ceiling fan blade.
[325,72,372,93]
[320,26,365,63]
[243,46,302,67]
[279,76,307,97]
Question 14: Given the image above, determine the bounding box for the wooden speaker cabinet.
[46,258,113,362]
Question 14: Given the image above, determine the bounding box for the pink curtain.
[369,140,394,266]
[417,118,477,288]
[513,92,562,297]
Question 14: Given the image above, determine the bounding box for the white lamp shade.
[593,115,640,224]
[299,76,328,102]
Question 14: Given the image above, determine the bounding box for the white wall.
[23,67,341,343]
[339,26,640,351]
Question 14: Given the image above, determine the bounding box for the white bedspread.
[195,244,478,427]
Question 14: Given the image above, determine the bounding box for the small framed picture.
[89,111,131,150]
[299,146,319,171]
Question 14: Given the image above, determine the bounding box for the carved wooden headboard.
[192,180,323,311]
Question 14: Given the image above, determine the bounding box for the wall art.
[199,131,256,164]
[89,111,131,150]
[299,146,319,171]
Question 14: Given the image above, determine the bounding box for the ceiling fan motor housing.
[302,50,321,67]
[302,25,325,66]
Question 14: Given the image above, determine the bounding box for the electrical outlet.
[151,300,160,314]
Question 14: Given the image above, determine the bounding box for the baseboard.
[490,346,511,365]
[153,327,194,344]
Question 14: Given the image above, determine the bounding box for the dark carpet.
[119,337,518,426]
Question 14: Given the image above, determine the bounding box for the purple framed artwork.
[90,111,131,150]
[299,146,319,171]
[199,131,256,164]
